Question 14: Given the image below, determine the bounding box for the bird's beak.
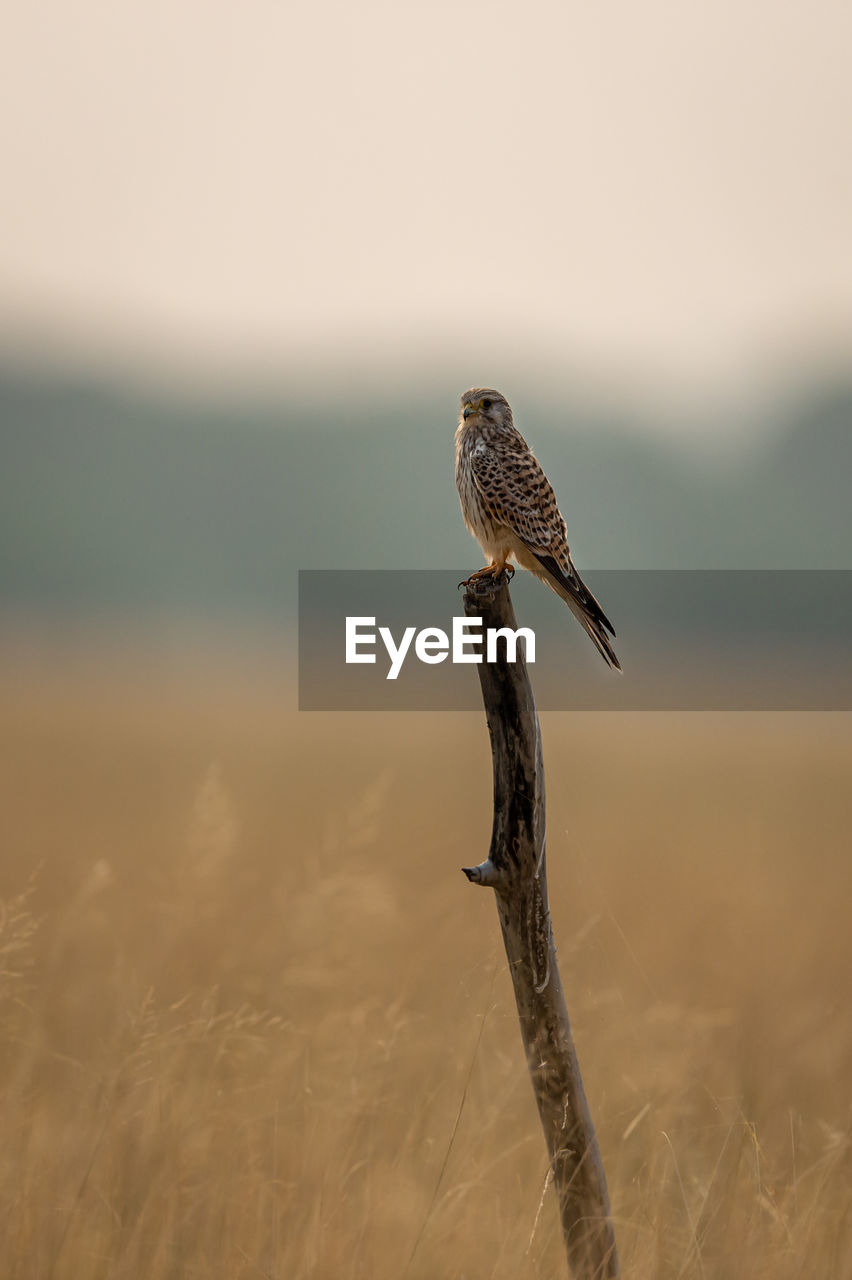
[463,406,474,420]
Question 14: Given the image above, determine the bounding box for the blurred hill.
[1,364,850,627]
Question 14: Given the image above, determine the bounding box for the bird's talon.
[459,563,514,593]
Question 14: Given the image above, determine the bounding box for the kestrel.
[455,388,621,670]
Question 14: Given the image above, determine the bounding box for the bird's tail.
[532,553,622,671]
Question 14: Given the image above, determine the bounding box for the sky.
[1,0,851,402]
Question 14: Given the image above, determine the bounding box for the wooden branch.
[462,573,620,1280]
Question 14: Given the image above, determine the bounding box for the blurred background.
[1,4,851,1277]
[1,0,851,642]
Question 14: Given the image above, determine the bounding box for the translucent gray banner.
[298,570,852,710]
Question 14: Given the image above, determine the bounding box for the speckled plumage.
[455,388,621,670]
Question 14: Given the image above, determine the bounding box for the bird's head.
[459,388,513,429]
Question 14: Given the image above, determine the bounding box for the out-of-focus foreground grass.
[0,662,850,1279]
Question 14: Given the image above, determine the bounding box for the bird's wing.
[470,432,619,664]
[471,434,619,660]
[469,435,569,559]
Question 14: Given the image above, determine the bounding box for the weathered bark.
[462,573,619,1280]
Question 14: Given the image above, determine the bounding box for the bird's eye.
[481,398,492,410]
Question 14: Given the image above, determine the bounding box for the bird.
[455,388,621,671]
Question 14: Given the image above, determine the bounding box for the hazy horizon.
[3,0,850,412]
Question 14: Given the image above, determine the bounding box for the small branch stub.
[461,573,619,1280]
[461,859,504,888]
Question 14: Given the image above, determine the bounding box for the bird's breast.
[455,437,502,551]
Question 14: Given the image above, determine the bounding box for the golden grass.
[0,664,850,1278]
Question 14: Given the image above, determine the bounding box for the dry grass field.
[0,658,850,1279]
